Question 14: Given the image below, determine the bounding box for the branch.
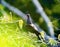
[1,0,56,40]
[32,0,55,38]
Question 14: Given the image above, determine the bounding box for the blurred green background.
[0,0,60,47]
[5,0,60,37]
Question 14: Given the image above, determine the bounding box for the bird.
[26,13,44,40]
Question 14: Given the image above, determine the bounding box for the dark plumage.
[27,14,32,24]
[26,13,43,40]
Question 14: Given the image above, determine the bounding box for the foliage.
[49,38,57,46]
[0,4,49,47]
[58,34,60,41]
[40,42,48,47]
[0,0,60,46]
[5,0,60,36]
[0,5,36,47]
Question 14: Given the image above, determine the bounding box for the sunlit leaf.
[19,20,24,29]
[58,34,60,41]
[49,38,57,46]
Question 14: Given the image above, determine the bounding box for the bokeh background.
[0,0,60,47]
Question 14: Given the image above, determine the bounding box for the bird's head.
[26,13,32,24]
[26,13,30,18]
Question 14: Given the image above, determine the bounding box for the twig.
[1,0,56,40]
[32,0,55,38]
